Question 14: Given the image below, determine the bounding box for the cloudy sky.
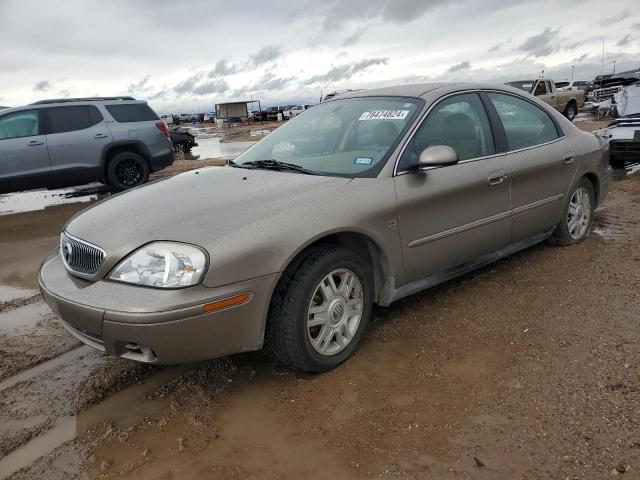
[1,0,638,113]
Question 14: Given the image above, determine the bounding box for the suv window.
[45,106,103,134]
[0,110,40,140]
[398,92,495,171]
[488,92,560,150]
[106,103,159,123]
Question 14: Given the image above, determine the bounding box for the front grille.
[610,141,640,153]
[60,232,106,276]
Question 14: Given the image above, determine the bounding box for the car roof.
[0,98,146,115]
[333,82,530,100]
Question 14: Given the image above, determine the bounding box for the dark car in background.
[0,97,174,193]
[170,128,198,154]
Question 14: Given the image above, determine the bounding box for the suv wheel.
[267,244,373,372]
[106,151,150,190]
[548,178,594,245]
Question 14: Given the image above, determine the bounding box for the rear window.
[45,105,103,134]
[105,103,159,123]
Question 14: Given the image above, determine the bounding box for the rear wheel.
[548,178,594,245]
[267,244,373,372]
[563,101,577,121]
[106,151,150,190]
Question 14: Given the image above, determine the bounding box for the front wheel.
[548,178,594,245]
[106,152,150,190]
[267,244,373,372]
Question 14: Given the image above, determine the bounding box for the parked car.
[555,80,590,92]
[506,79,584,121]
[203,112,216,122]
[160,114,174,125]
[39,83,610,373]
[283,104,313,119]
[170,127,198,154]
[0,97,174,193]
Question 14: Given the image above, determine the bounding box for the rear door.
[485,91,575,243]
[43,105,112,180]
[0,109,51,192]
[394,92,511,283]
[103,103,163,153]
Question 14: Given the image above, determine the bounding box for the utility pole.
[612,59,617,75]
[571,65,575,81]
[600,39,605,79]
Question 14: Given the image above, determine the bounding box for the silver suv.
[0,97,174,193]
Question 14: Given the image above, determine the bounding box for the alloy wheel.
[115,157,145,187]
[307,268,364,356]
[567,186,591,240]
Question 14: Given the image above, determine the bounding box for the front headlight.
[108,242,207,288]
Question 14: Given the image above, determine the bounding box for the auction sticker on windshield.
[359,110,409,121]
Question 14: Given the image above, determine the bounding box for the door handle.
[94,133,109,139]
[27,140,44,146]
[562,153,575,165]
[487,170,508,186]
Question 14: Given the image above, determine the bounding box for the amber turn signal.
[202,293,252,313]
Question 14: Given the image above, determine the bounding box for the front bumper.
[39,250,280,364]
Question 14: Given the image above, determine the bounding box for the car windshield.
[506,81,535,93]
[234,97,422,177]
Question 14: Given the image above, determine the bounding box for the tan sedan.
[39,83,611,372]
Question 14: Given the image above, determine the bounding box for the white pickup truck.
[506,79,585,121]
[282,104,313,119]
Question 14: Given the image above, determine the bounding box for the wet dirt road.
[1,148,639,478]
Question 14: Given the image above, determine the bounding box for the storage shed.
[214,100,261,123]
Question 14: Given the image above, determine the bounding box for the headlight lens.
[108,242,207,288]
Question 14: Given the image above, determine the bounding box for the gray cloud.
[600,10,631,27]
[447,61,471,72]
[342,24,369,46]
[127,74,151,93]
[57,89,71,98]
[173,73,203,94]
[192,79,229,95]
[249,45,282,66]
[634,22,640,30]
[304,57,389,85]
[34,80,51,92]
[210,59,240,77]
[518,27,560,57]
[617,34,633,47]
[301,0,454,30]
[489,38,510,53]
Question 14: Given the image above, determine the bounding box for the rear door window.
[44,106,103,134]
[0,110,40,139]
[105,104,159,123]
[488,92,561,150]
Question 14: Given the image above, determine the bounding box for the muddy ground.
[0,118,639,479]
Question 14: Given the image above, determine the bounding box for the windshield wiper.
[238,159,317,175]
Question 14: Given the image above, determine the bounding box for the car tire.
[106,151,150,191]
[267,244,373,373]
[547,178,595,246]
[563,101,577,122]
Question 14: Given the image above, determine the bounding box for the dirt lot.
[0,118,639,479]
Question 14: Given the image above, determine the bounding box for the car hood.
[66,166,351,270]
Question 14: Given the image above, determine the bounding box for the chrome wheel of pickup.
[567,186,591,240]
[307,269,363,356]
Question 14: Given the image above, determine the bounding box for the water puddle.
[189,137,256,160]
[0,187,100,216]
[0,285,37,304]
[0,364,190,478]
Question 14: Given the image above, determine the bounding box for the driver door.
[394,92,511,283]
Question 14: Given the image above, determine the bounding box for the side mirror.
[418,145,458,169]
